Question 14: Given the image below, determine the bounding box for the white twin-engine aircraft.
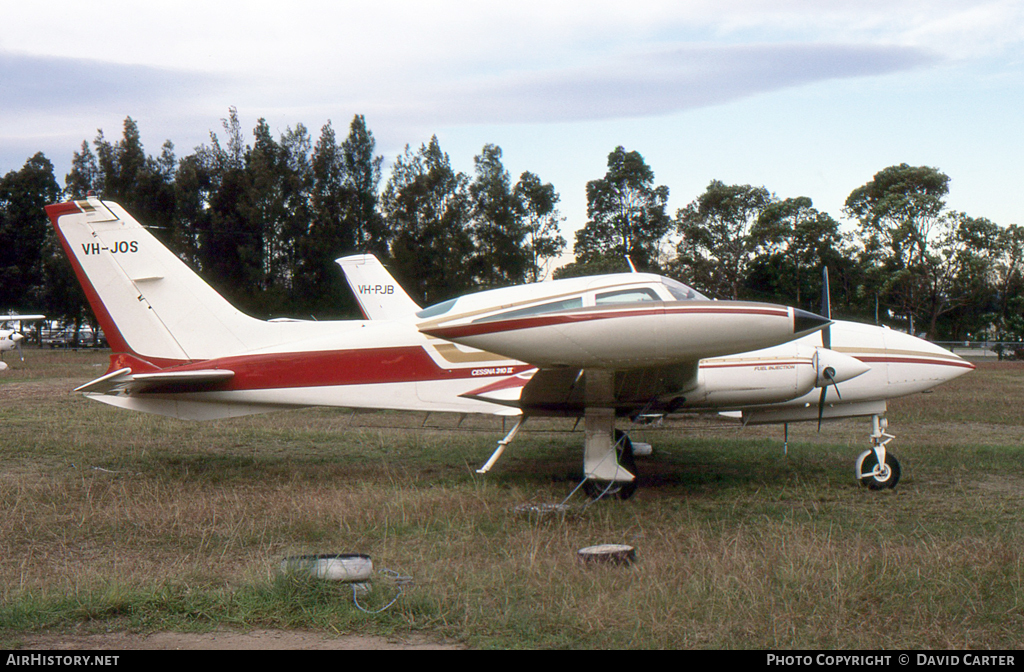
[46,197,973,499]
[0,313,45,371]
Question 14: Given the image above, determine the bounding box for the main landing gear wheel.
[582,430,638,501]
[856,450,901,490]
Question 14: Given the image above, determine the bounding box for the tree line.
[1,110,1021,345]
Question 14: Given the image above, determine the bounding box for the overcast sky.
[2,1,1022,247]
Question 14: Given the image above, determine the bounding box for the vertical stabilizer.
[45,198,279,363]
[337,254,421,320]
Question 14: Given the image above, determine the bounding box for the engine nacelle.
[683,352,818,408]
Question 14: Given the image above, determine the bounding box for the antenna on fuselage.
[625,256,637,273]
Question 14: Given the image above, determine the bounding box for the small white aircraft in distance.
[0,313,45,371]
[45,197,973,498]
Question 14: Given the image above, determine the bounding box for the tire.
[856,450,901,490]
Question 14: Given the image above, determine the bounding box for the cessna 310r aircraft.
[45,197,973,498]
[0,314,45,371]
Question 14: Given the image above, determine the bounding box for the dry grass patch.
[1,352,1023,648]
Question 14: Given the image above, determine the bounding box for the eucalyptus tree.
[920,212,1001,339]
[989,223,1024,345]
[65,141,100,199]
[470,144,526,288]
[340,114,386,257]
[189,111,266,310]
[571,146,670,272]
[673,180,774,300]
[381,136,475,305]
[296,115,385,317]
[67,117,178,241]
[742,195,849,311]
[844,163,951,334]
[467,145,567,285]
[0,153,63,313]
[513,170,565,282]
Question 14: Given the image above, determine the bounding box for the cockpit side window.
[473,297,583,323]
[595,288,660,305]
[661,278,709,301]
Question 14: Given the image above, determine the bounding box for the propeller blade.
[817,385,827,431]
[816,366,839,432]
[820,267,832,350]
[13,332,24,361]
[821,267,832,320]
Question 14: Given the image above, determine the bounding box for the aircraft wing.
[0,314,45,328]
[435,300,829,414]
[1,314,45,321]
[420,301,829,370]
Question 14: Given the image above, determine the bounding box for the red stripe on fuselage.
[424,305,790,340]
[857,356,975,370]
[702,359,809,369]
[135,346,533,392]
[203,352,968,391]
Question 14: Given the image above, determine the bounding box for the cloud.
[0,51,220,114]
[370,42,941,125]
[0,37,942,150]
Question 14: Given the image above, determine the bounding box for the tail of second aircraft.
[336,254,421,320]
[45,197,316,365]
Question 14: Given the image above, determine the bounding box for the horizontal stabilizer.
[74,367,134,394]
[75,367,234,395]
[132,369,235,387]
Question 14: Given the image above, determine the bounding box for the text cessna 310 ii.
[45,197,973,499]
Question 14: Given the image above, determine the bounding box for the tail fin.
[336,254,421,320]
[45,198,297,363]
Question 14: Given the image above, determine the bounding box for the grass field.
[1,349,1022,649]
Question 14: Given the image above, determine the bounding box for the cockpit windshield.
[661,277,709,301]
[416,298,458,319]
[594,287,660,305]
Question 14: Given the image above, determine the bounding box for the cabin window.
[474,297,583,323]
[594,288,660,305]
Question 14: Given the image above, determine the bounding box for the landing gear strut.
[576,372,639,501]
[582,429,637,500]
[855,414,901,490]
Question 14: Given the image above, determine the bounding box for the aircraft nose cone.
[11,333,23,343]
[793,309,831,336]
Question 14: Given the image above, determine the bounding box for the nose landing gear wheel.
[856,450,901,490]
